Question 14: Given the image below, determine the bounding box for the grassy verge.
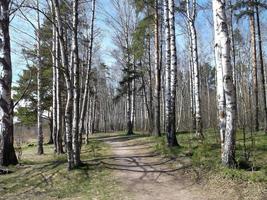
[0,138,121,200]
[145,129,267,183]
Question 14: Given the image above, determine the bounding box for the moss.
[148,129,267,183]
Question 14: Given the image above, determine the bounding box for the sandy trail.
[99,134,241,200]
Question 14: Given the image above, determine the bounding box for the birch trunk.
[53,0,74,170]
[166,0,179,146]
[71,0,81,167]
[131,61,136,129]
[56,31,63,153]
[79,0,96,140]
[0,0,18,166]
[52,11,57,152]
[213,0,225,151]
[86,95,92,144]
[153,0,161,137]
[147,34,154,134]
[127,81,133,135]
[186,0,203,138]
[36,0,44,155]
[126,35,133,135]
[164,0,171,138]
[213,0,236,167]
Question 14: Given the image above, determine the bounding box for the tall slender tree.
[79,0,96,141]
[255,0,267,133]
[248,0,259,131]
[53,0,74,170]
[36,0,44,155]
[213,0,236,167]
[153,0,161,137]
[186,0,203,139]
[71,0,81,167]
[51,3,57,151]
[165,0,179,146]
[0,0,18,166]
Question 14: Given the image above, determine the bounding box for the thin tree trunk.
[52,10,57,151]
[86,95,92,144]
[154,0,161,137]
[79,0,96,142]
[249,1,259,131]
[36,0,44,155]
[166,0,179,146]
[0,0,18,166]
[71,0,81,167]
[147,34,154,134]
[186,0,203,138]
[48,117,54,144]
[255,2,267,133]
[127,81,133,135]
[53,0,74,170]
[56,33,63,154]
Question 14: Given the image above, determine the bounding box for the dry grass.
[0,137,122,200]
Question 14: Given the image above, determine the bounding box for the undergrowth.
[0,138,121,200]
[150,129,267,183]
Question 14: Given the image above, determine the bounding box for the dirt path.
[98,134,243,200]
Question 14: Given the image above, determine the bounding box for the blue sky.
[9,0,215,84]
[11,13,35,83]
[10,0,267,85]
[10,0,117,83]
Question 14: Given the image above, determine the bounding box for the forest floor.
[0,137,122,200]
[1,131,267,199]
[95,132,267,200]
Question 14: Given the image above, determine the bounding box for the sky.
[10,0,117,84]
[10,0,267,85]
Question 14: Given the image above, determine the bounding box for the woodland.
[0,0,267,199]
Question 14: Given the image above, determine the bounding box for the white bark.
[0,0,18,166]
[213,0,225,150]
[55,29,63,153]
[165,0,179,146]
[164,0,170,135]
[213,0,236,167]
[71,0,81,167]
[186,0,203,138]
[52,12,57,152]
[79,0,96,140]
[53,0,74,170]
[154,0,161,136]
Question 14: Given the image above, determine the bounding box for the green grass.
[0,138,122,200]
[147,129,267,183]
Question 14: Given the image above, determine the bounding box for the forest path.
[96,133,239,200]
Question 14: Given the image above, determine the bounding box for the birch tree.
[71,0,81,167]
[79,0,96,141]
[36,0,44,155]
[186,0,203,139]
[51,8,64,154]
[52,0,74,170]
[0,0,18,166]
[165,0,179,146]
[51,3,57,151]
[153,0,161,137]
[213,0,236,167]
